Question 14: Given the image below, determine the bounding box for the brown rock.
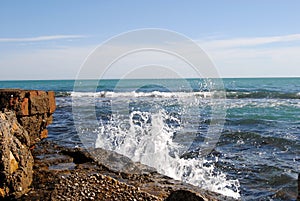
[28,90,49,115]
[46,115,53,126]
[9,151,19,174]
[47,91,56,114]
[0,89,56,199]
[40,129,48,139]
[18,114,46,145]
[5,111,30,147]
[0,89,56,146]
[0,111,34,198]
[21,98,29,116]
[0,188,5,197]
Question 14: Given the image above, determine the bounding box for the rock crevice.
[0,89,55,199]
[0,111,34,198]
[0,89,56,146]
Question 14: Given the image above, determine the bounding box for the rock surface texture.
[18,141,237,201]
[0,89,56,146]
[0,89,55,199]
[0,111,33,198]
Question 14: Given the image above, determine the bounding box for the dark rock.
[166,190,204,201]
[19,140,237,201]
[0,111,33,199]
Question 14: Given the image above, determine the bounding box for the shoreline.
[0,89,237,200]
[20,140,236,201]
[1,88,298,200]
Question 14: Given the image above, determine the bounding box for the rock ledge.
[0,89,56,146]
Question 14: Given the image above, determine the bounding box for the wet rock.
[166,190,204,201]
[0,111,33,198]
[0,89,56,146]
[19,140,236,201]
[51,171,161,201]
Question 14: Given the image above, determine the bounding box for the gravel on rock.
[52,172,161,201]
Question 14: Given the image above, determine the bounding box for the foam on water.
[228,98,300,109]
[70,91,213,98]
[95,109,241,199]
[71,89,300,100]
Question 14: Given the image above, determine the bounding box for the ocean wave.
[227,99,300,109]
[57,90,300,100]
[92,110,240,199]
[226,91,300,99]
[70,91,213,98]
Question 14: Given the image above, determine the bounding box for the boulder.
[0,89,56,146]
[0,111,34,198]
[0,89,56,199]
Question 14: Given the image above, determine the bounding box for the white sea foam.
[227,98,300,109]
[94,109,241,199]
[71,91,213,98]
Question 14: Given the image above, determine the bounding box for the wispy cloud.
[0,45,95,80]
[0,35,86,42]
[1,33,300,79]
[200,34,300,49]
[197,33,300,77]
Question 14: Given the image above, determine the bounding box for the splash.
[95,109,240,199]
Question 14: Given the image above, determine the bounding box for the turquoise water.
[0,78,299,200]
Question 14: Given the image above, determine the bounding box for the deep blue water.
[0,78,299,200]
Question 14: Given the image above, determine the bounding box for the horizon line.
[0,76,299,82]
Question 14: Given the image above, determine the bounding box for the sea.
[0,78,299,201]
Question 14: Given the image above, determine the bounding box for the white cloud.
[0,35,86,43]
[198,34,300,77]
[199,34,300,49]
[0,33,299,80]
[0,45,95,80]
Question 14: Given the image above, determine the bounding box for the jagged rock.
[19,140,236,201]
[0,89,56,199]
[166,190,204,201]
[0,89,56,146]
[0,111,34,198]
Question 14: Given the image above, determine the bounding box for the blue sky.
[1,1,300,79]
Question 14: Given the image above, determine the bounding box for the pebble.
[51,171,161,201]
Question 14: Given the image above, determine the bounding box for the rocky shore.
[21,140,233,201]
[0,89,55,199]
[3,89,298,200]
[0,89,56,146]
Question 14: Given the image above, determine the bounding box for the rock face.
[0,89,56,146]
[0,111,34,198]
[0,89,56,199]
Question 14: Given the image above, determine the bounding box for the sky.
[0,0,300,80]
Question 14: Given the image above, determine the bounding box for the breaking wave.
[94,109,241,199]
[68,90,300,99]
